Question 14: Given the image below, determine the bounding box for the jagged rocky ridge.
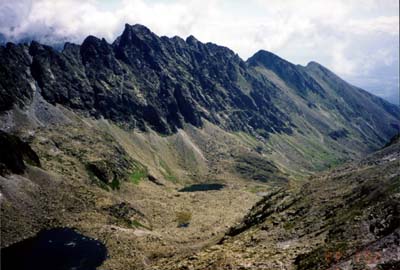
[1,24,291,136]
[1,24,399,145]
[1,23,400,270]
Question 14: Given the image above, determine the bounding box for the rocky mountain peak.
[248,49,325,97]
[1,24,400,270]
[63,42,80,52]
[305,60,322,68]
[247,49,285,67]
[304,60,339,78]
[80,35,114,63]
[185,35,200,46]
[116,23,156,47]
[247,49,301,77]
[28,40,45,55]
[0,23,399,148]
[123,23,152,35]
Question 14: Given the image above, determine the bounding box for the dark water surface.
[1,227,107,270]
[178,183,225,192]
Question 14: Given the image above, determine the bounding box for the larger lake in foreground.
[1,227,107,270]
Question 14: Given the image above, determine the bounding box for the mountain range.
[0,24,399,270]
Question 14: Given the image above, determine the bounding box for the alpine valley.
[0,24,399,270]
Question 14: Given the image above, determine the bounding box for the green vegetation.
[85,159,148,190]
[110,178,121,190]
[160,159,178,183]
[267,133,343,172]
[283,221,295,231]
[245,185,268,194]
[234,153,288,184]
[234,132,260,147]
[130,168,147,185]
[128,219,152,230]
[85,164,112,190]
[255,128,269,139]
[175,211,192,227]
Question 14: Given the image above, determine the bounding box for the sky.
[0,0,399,104]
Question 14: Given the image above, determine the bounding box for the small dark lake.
[178,183,225,192]
[1,227,107,270]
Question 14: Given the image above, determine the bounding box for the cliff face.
[0,24,292,136]
[1,24,399,145]
[247,50,399,149]
[1,24,399,270]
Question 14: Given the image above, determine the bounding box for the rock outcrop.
[0,130,40,175]
[153,135,400,270]
[1,24,398,147]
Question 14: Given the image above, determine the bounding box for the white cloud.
[0,0,398,103]
[348,16,399,35]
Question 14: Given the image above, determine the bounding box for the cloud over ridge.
[0,0,398,103]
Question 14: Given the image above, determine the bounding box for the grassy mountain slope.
[1,24,399,270]
[0,102,288,269]
[1,24,399,175]
[153,136,400,270]
[247,50,399,173]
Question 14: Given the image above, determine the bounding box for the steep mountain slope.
[0,24,399,270]
[1,24,399,174]
[2,107,287,269]
[248,50,400,172]
[1,24,291,136]
[153,136,400,270]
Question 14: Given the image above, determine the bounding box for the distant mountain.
[384,92,399,105]
[0,33,5,45]
[1,24,399,173]
[1,23,400,270]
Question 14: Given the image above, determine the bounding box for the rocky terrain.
[1,24,399,173]
[0,24,399,270]
[152,134,400,270]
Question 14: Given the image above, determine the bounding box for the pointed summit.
[186,35,199,45]
[81,35,111,55]
[247,50,292,68]
[119,24,154,43]
[113,23,158,50]
[305,60,336,77]
[123,23,152,35]
[247,50,325,97]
